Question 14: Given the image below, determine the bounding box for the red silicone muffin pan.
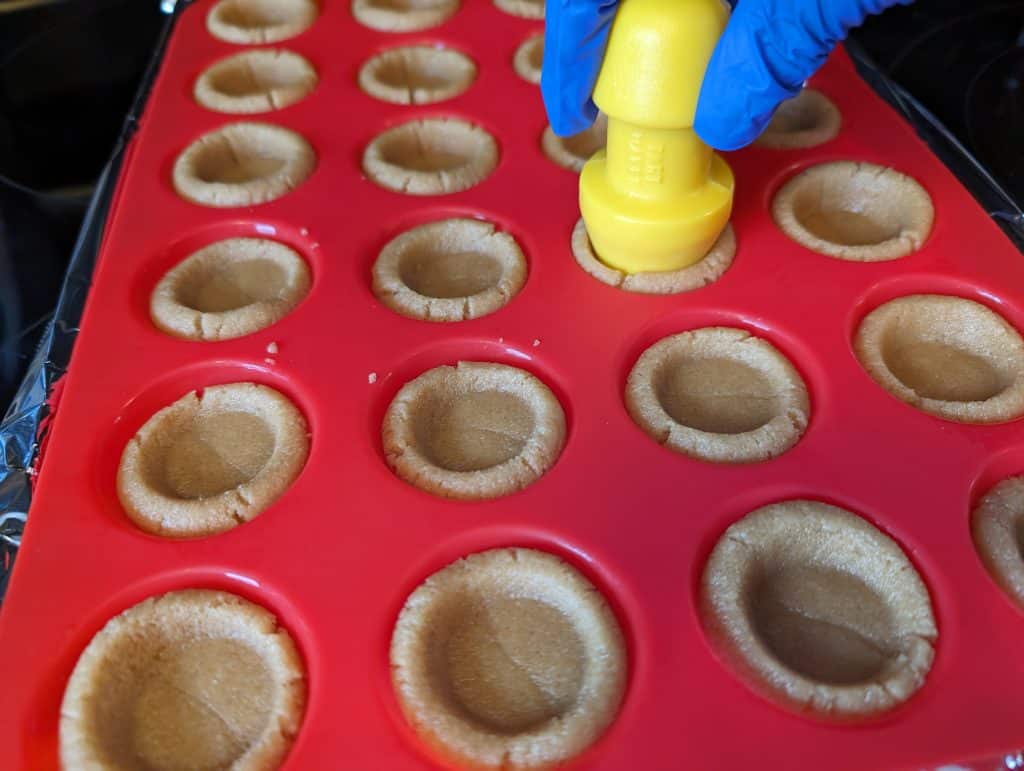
[2,0,1024,768]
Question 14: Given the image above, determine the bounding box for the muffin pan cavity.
[194,49,318,114]
[390,547,625,768]
[756,89,841,150]
[855,294,1024,423]
[382,362,565,499]
[206,0,318,44]
[151,237,311,341]
[363,118,498,195]
[60,589,305,771]
[512,33,543,84]
[772,161,934,261]
[352,0,459,32]
[541,114,608,173]
[626,328,809,463]
[117,382,309,537]
[173,122,316,207]
[702,501,937,718]
[372,218,526,322]
[359,45,476,105]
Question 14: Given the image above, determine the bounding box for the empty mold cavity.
[572,219,735,295]
[352,0,459,32]
[359,45,476,105]
[391,547,625,768]
[756,89,841,150]
[493,0,544,19]
[151,238,311,341]
[855,294,1024,423]
[194,49,317,114]
[382,362,565,499]
[626,328,809,463]
[701,500,937,717]
[513,33,543,84]
[373,218,526,322]
[973,476,1024,607]
[772,161,934,261]
[542,115,607,173]
[60,589,305,771]
[117,382,309,537]
[363,118,498,195]
[206,0,318,44]
[173,122,316,208]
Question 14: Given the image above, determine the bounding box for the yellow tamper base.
[579,0,735,274]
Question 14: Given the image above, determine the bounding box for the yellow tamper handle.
[579,0,735,274]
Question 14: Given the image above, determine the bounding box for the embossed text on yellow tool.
[579,0,735,274]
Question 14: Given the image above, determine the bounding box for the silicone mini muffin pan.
[3,0,1024,769]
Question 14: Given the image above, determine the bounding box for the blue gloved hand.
[541,0,913,150]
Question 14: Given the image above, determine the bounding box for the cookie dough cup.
[207,0,318,44]
[626,328,809,463]
[702,501,937,718]
[973,476,1024,606]
[151,238,311,341]
[173,122,316,208]
[373,219,526,322]
[513,33,543,84]
[60,590,305,771]
[383,362,565,500]
[391,548,625,768]
[363,118,498,195]
[855,294,1024,423]
[117,383,309,537]
[756,89,841,149]
[359,46,475,105]
[773,161,933,261]
[572,219,735,295]
[352,0,458,32]
[194,50,317,114]
[494,0,544,19]
[542,114,607,173]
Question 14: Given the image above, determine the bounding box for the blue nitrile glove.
[541,0,913,150]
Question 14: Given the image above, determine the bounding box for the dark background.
[0,0,1022,415]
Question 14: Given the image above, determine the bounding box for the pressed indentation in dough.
[145,411,275,499]
[772,162,934,261]
[749,565,895,685]
[757,89,841,149]
[654,356,777,435]
[207,0,318,44]
[133,639,273,768]
[176,259,288,312]
[542,116,607,173]
[439,596,584,733]
[363,119,497,195]
[59,590,305,771]
[413,390,534,472]
[855,294,1024,423]
[360,46,475,105]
